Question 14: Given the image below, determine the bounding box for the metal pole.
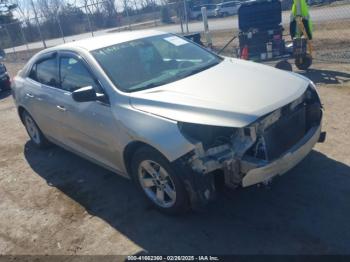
[56,14,65,43]
[85,6,94,37]
[183,0,189,33]
[19,23,30,58]
[30,0,47,48]
[4,25,17,61]
[20,25,29,50]
[153,1,157,27]
[201,7,212,48]
[125,5,131,30]
[179,4,184,34]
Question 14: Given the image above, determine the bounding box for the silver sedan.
[12,30,325,214]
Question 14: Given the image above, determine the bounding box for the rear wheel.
[131,147,190,214]
[22,111,50,149]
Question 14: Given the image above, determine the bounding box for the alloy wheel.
[138,160,176,208]
[24,114,41,145]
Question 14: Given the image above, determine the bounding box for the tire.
[22,111,51,149]
[295,54,312,70]
[131,146,190,214]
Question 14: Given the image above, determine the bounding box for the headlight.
[306,82,321,105]
[178,122,237,149]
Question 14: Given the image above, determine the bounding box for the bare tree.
[131,0,139,13]
[36,0,62,18]
[11,0,30,19]
[101,0,118,26]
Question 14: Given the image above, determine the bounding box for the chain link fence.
[0,0,164,62]
[0,0,349,64]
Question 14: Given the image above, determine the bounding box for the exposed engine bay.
[178,85,324,189]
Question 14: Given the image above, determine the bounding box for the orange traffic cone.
[241,45,249,60]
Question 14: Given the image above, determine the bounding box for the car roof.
[50,30,167,52]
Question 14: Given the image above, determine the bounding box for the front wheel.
[131,147,190,214]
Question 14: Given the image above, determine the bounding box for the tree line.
[0,0,163,49]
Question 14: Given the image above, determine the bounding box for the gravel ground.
[0,45,349,256]
[210,19,350,64]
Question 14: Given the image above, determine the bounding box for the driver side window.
[59,57,97,92]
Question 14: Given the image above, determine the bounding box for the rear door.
[24,53,67,141]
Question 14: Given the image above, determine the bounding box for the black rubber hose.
[217,35,237,55]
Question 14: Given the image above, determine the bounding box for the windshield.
[91,34,222,92]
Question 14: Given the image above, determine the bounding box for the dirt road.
[0,58,350,255]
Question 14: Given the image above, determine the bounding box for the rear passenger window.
[29,57,59,87]
[60,57,97,92]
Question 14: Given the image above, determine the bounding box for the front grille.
[248,87,322,161]
[263,106,306,160]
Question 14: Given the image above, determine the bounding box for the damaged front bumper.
[174,123,323,209]
[185,122,323,192]
[175,86,324,208]
[241,124,321,187]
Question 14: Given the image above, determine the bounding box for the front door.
[57,53,122,171]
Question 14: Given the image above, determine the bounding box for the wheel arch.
[123,141,163,176]
[17,105,27,124]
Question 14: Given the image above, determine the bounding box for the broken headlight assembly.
[177,122,255,174]
[177,122,238,150]
[306,82,322,105]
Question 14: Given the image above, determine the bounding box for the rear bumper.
[242,124,321,187]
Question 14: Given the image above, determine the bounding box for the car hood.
[129,58,310,128]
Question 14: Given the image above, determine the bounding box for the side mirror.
[72,86,97,102]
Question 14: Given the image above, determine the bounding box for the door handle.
[26,93,34,98]
[56,105,66,112]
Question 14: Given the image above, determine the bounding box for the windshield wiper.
[130,61,220,92]
[132,80,173,91]
[177,61,220,78]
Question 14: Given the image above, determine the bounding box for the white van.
[190,4,218,20]
[215,1,241,17]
